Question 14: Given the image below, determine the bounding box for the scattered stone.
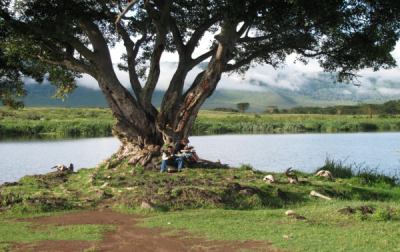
[315,170,334,180]
[100,182,109,189]
[51,163,74,172]
[310,190,332,200]
[285,210,296,216]
[263,175,275,184]
[141,201,155,210]
[285,210,306,220]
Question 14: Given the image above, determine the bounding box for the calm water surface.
[1,133,400,183]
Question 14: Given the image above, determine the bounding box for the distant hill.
[23,76,400,112]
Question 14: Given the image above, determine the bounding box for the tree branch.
[79,18,110,57]
[115,0,140,26]
[168,16,185,55]
[141,0,172,107]
[189,48,217,69]
[186,16,221,53]
[116,23,143,97]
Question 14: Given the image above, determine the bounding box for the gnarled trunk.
[95,21,236,170]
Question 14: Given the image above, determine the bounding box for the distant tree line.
[271,100,400,115]
[212,100,400,115]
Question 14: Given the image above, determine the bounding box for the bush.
[238,164,254,171]
[317,158,398,186]
[371,208,393,221]
[317,158,353,178]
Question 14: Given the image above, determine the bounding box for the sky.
[75,38,400,96]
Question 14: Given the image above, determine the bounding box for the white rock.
[315,170,334,180]
[285,210,296,216]
[263,175,275,184]
[100,182,109,188]
[141,201,155,210]
[310,190,332,200]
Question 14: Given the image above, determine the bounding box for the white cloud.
[377,87,400,96]
[68,38,400,95]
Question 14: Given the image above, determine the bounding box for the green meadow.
[1,107,400,138]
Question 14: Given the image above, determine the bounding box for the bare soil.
[13,209,279,252]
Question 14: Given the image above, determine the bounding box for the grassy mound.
[1,158,399,214]
[1,160,400,251]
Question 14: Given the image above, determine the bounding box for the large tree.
[1,0,399,167]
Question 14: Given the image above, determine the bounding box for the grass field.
[1,107,400,138]
[1,157,400,251]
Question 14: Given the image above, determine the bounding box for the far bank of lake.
[2,108,400,138]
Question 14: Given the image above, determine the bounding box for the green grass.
[1,108,400,138]
[142,201,400,252]
[0,107,114,138]
[0,221,112,243]
[1,159,400,251]
[317,158,398,186]
[0,215,114,251]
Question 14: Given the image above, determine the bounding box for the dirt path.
[13,209,279,252]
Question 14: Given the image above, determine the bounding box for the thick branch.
[79,18,110,57]
[116,23,143,97]
[38,56,95,76]
[141,1,171,107]
[67,38,96,61]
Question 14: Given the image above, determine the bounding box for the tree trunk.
[96,22,236,170]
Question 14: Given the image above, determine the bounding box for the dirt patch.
[14,209,280,252]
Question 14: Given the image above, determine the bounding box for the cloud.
[29,37,400,97]
[377,87,400,96]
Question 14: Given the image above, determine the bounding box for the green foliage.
[236,102,250,113]
[371,207,394,222]
[1,0,400,111]
[316,158,398,186]
[317,158,353,178]
[280,100,400,115]
[238,164,254,171]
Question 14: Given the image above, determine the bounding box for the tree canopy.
[1,0,400,151]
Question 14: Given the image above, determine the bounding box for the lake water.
[1,133,400,184]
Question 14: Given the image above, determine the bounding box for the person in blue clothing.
[160,145,184,173]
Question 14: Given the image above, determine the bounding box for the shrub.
[316,158,353,178]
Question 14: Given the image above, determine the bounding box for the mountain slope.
[22,79,398,112]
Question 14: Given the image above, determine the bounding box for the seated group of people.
[160,138,200,173]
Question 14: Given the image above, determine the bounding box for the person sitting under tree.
[160,145,184,173]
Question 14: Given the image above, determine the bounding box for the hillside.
[22,76,400,112]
